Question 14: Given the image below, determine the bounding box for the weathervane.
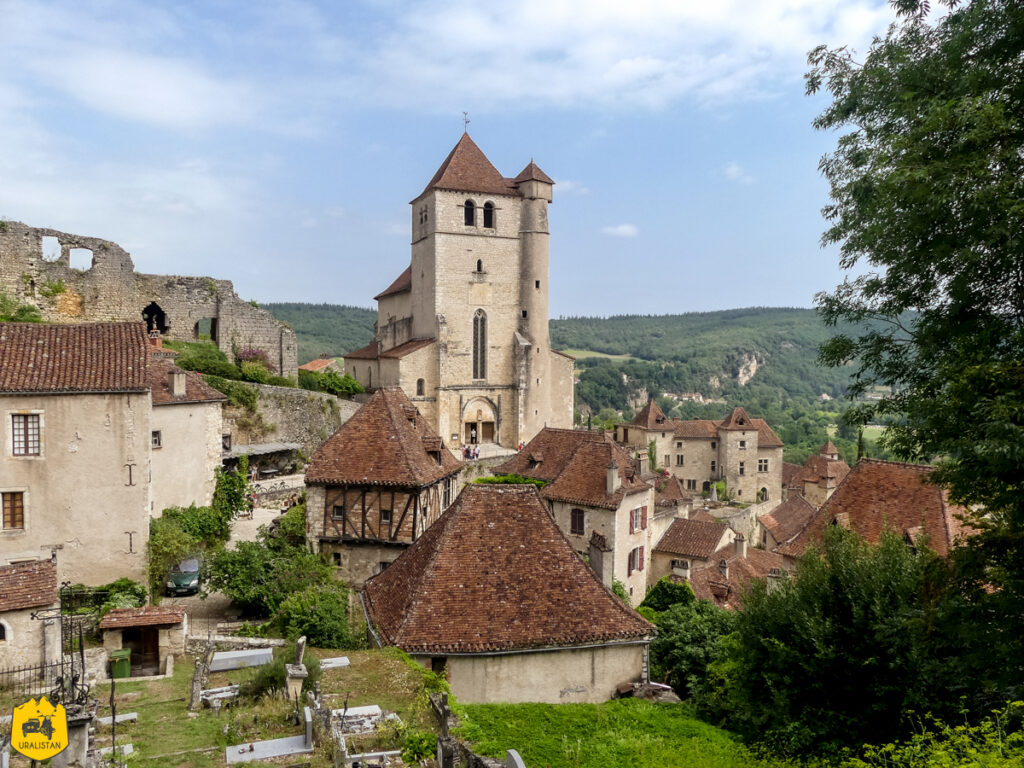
[463,111,470,133]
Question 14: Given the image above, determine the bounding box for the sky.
[0,0,906,317]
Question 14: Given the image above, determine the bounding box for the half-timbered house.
[304,387,463,587]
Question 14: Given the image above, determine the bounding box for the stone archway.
[141,301,169,334]
[462,397,498,444]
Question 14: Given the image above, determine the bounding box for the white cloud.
[601,224,638,238]
[556,179,590,195]
[724,162,755,184]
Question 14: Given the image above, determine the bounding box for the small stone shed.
[362,484,654,704]
[99,605,187,676]
[0,557,60,668]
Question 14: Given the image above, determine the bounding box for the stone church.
[345,135,574,449]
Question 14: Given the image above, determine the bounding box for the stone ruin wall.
[0,221,297,376]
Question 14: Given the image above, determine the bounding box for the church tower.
[345,135,574,449]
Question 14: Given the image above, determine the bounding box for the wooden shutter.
[627,549,634,576]
[641,506,648,530]
[639,546,645,571]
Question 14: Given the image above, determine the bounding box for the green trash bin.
[110,649,131,679]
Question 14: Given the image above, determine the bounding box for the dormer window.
[464,200,475,226]
[483,202,494,228]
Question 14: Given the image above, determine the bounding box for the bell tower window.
[483,202,494,228]
[464,200,475,226]
[476,259,483,273]
[473,309,487,379]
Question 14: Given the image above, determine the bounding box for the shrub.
[147,517,199,602]
[640,577,695,613]
[204,540,330,616]
[164,504,231,546]
[237,347,276,373]
[212,456,250,521]
[240,641,322,700]
[204,375,258,410]
[401,730,436,763]
[298,368,364,397]
[475,474,549,487]
[269,583,352,648]
[240,360,271,384]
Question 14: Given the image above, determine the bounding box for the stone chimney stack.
[672,559,691,580]
[170,369,187,397]
[149,329,162,348]
[719,559,729,580]
[607,461,621,496]
[734,533,747,558]
[637,451,649,475]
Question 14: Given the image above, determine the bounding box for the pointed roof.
[417,134,519,199]
[512,160,554,185]
[374,265,412,301]
[305,387,462,487]
[363,484,653,654]
[718,406,753,430]
[631,399,667,429]
[820,441,839,457]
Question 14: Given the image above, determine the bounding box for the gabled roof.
[99,605,186,629]
[687,544,787,610]
[0,322,149,394]
[759,495,817,545]
[512,160,554,185]
[374,265,412,301]
[417,134,520,199]
[782,461,804,490]
[495,428,649,510]
[363,484,653,654]
[631,399,667,429]
[0,559,57,613]
[149,359,226,406]
[654,475,695,507]
[654,518,729,560]
[343,338,436,361]
[298,358,338,373]
[670,411,783,447]
[776,459,973,559]
[797,454,851,489]
[305,387,461,487]
[718,407,753,430]
[673,419,718,439]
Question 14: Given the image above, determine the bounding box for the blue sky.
[0,0,903,317]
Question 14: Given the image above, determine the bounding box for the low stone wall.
[224,384,361,455]
[185,635,285,654]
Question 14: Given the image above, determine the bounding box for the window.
[675,454,684,466]
[483,202,494,228]
[676,441,683,449]
[416,378,425,396]
[332,552,342,566]
[332,505,345,519]
[222,434,232,451]
[758,458,769,472]
[629,506,648,534]
[627,546,646,575]
[711,460,717,473]
[431,657,447,675]
[570,508,585,536]
[535,280,540,289]
[758,487,769,502]
[522,310,528,318]
[11,414,40,456]
[0,623,5,642]
[739,440,746,450]
[663,455,669,468]
[464,200,475,226]
[367,367,372,387]
[2,492,25,530]
[711,441,716,449]
[671,559,689,571]
[379,561,391,573]
[379,509,392,526]
[472,310,487,379]
[686,479,697,490]
[476,259,483,272]
[739,462,745,475]
[151,431,162,448]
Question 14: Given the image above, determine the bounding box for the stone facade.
[0,221,297,376]
[151,397,223,515]
[0,607,60,667]
[345,136,574,450]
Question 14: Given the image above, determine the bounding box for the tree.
[809,0,1024,710]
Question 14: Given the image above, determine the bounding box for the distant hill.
[263,303,375,365]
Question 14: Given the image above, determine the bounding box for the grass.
[560,348,638,361]
[455,699,799,768]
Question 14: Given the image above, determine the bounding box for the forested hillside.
[263,302,375,365]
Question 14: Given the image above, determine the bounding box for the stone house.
[774,458,973,567]
[99,605,187,677]
[361,484,654,704]
[149,357,225,515]
[494,428,665,602]
[0,556,60,668]
[686,535,789,610]
[758,494,817,551]
[785,441,850,507]
[304,387,462,587]
[344,134,574,451]
[1,322,151,585]
[650,513,734,583]
[616,402,784,505]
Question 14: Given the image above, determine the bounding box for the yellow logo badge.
[12,695,68,760]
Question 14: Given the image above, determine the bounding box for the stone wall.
[223,383,360,455]
[0,221,297,376]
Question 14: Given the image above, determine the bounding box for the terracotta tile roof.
[149,359,226,406]
[363,484,653,653]
[343,338,436,361]
[305,387,462,487]
[687,544,788,610]
[512,161,554,185]
[654,518,728,559]
[759,495,817,545]
[374,265,412,301]
[495,428,649,510]
[631,400,667,429]
[672,419,718,439]
[776,459,973,559]
[654,475,693,506]
[753,419,784,448]
[99,605,186,629]
[690,508,719,524]
[782,461,804,490]
[797,454,851,489]
[0,322,149,394]
[718,407,752,430]
[820,441,839,456]
[0,559,57,612]
[298,358,337,372]
[417,134,521,199]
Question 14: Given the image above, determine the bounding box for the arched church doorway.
[463,398,497,444]
[142,302,169,334]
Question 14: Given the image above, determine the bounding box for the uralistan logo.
[12,695,68,760]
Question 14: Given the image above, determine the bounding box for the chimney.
[170,369,187,397]
[734,533,747,558]
[148,329,161,348]
[637,451,649,475]
[719,559,729,580]
[672,559,691,580]
[606,461,621,495]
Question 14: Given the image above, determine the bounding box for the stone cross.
[294,636,306,666]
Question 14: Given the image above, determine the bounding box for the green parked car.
[166,557,201,596]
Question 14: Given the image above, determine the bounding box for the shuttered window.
[2,492,25,529]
